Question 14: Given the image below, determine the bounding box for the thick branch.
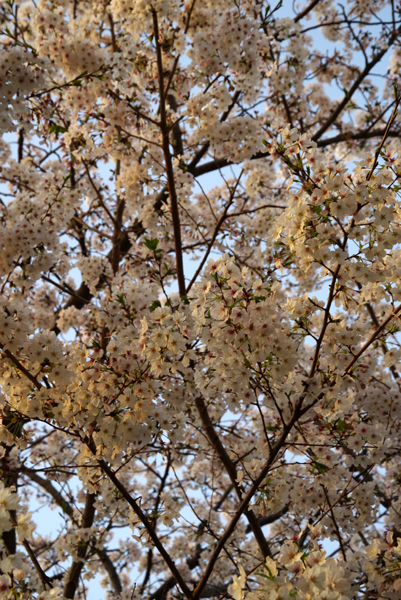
[0,345,42,390]
[148,485,234,600]
[189,128,401,179]
[312,39,396,142]
[25,469,74,518]
[192,396,306,600]
[294,0,321,22]
[97,548,123,595]
[97,457,192,599]
[195,397,271,558]
[153,9,186,297]
[21,537,53,589]
[344,303,401,374]
[63,493,96,599]
[25,470,122,595]
[141,458,171,594]
[246,504,289,532]
[167,94,184,158]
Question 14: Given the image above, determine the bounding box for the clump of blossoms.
[0,480,64,599]
[231,534,401,600]
[1,0,401,599]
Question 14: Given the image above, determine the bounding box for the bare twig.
[63,493,96,599]
[194,396,271,558]
[96,457,192,599]
[294,0,321,22]
[366,94,401,181]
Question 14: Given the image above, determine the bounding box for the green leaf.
[144,238,159,251]
[311,461,330,474]
[150,300,162,311]
[49,124,68,136]
[163,263,174,277]
[92,340,101,349]
[74,70,88,80]
[333,419,350,433]
[260,566,275,581]
[116,294,125,306]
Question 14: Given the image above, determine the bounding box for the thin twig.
[96,457,192,599]
[366,94,401,181]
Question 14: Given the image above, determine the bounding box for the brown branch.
[25,470,122,595]
[82,159,116,226]
[21,537,54,589]
[148,484,234,600]
[28,67,106,99]
[108,13,119,53]
[96,548,122,595]
[294,0,322,22]
[245,503,289,532]
[140,458,171,594]
[309,264,341,378]
[323,487,347,561]
[0,345,42,390]
[111,161,125,275]
[18,128,24,162]
[312,38,396,142]
[71,216,113,240]
[96,457,192,599]
[356,282,401,390]
[344,303,401,375]
[153,9,186,298]
[42,275,92,306]
[50,228,134,334]
[149,545,202,600]
[316,127,401,148]
[167,94,184,158]
[366,94,401,181]
[186,174,242,294]
[188,89,241,168]
[185,127,401,178]
[192,396,306,600]
[343,103,401,374]
[194,397,271,558]
[63,493,96,599]
[24,469,74,518]
[163,0,198,98]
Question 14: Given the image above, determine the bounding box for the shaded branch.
[192,396,307,600]
[96,456,192,599]
[148,485,234,600]
[312,38,396,142]
[194,396,271,558]
[63,493,96,599]
[153,9,186,297]
[294,0,321,22]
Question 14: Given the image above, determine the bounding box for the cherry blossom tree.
[1,0,401,598]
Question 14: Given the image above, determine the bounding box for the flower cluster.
[0,0,401,599]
